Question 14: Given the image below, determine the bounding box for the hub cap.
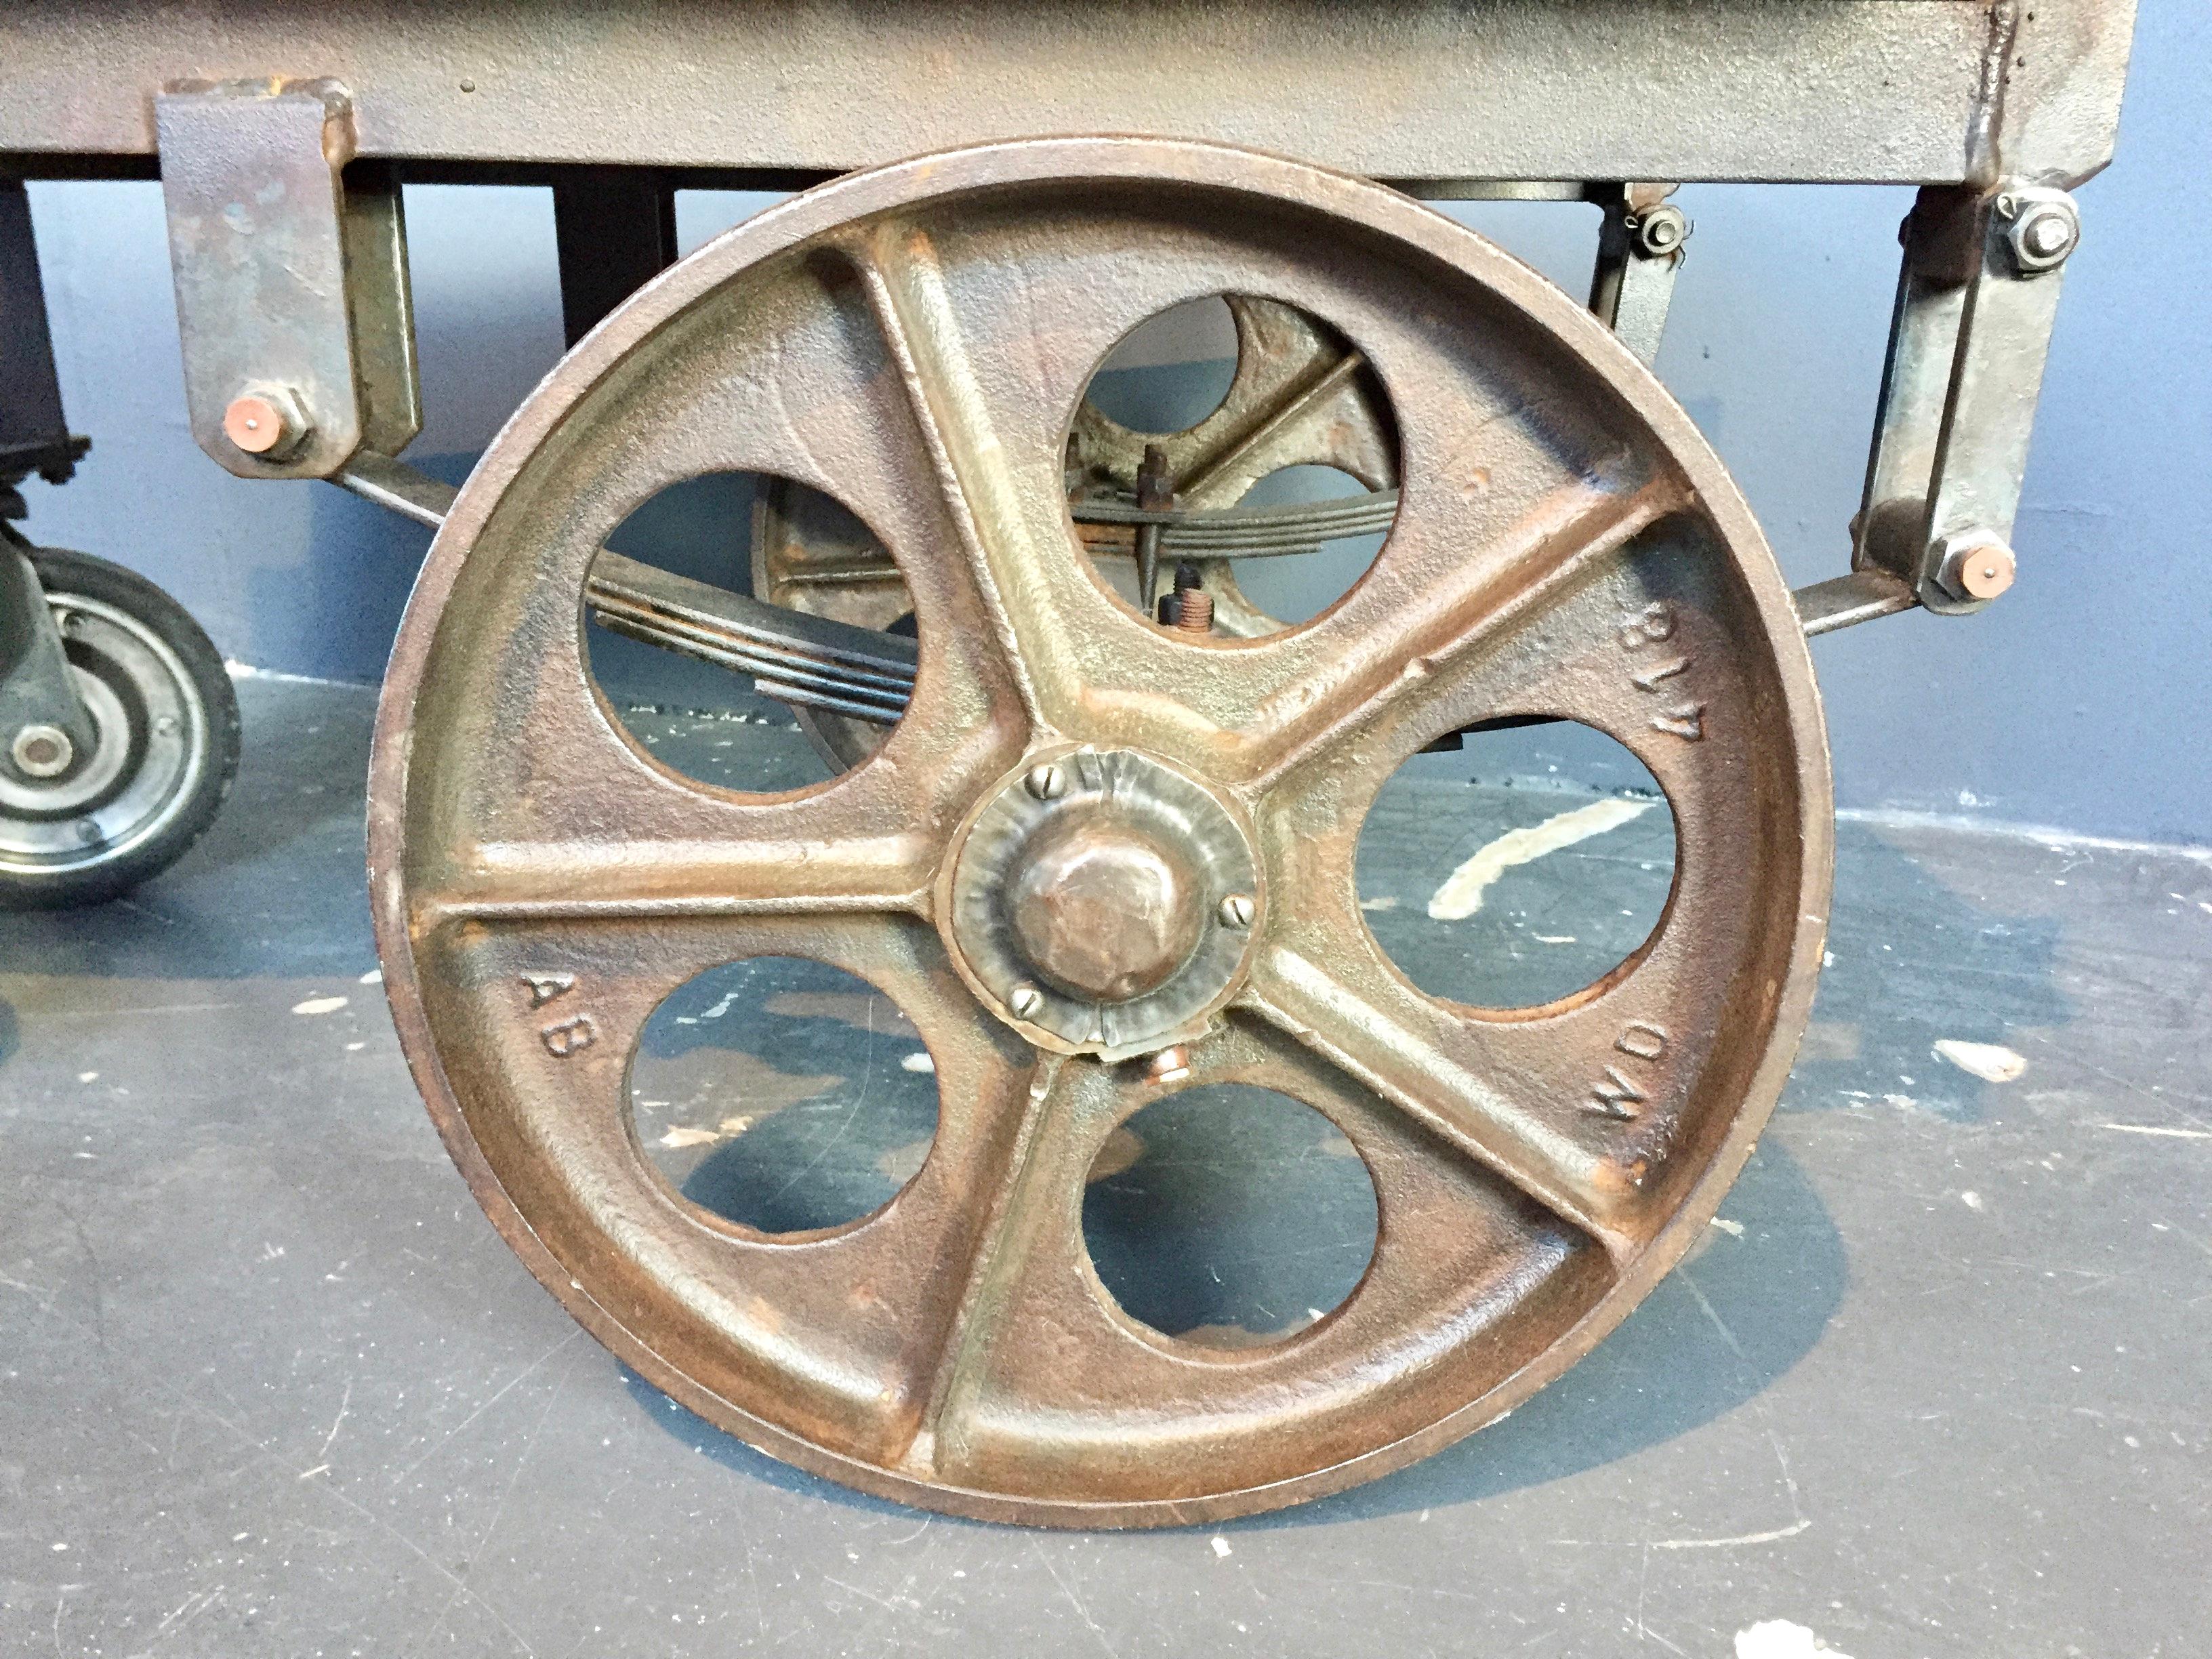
[946,745,1259,1056]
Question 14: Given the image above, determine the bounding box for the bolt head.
[1008,983,1044,1021]
[1632,205,1689,258]
[1932,531,2017,603]
[10,724,73,779]
[1954,544,2016,600]
[153,714,181,738]
[74,819,102,846]
[1145,1045,1191,1085]
[1023,762,1067,801]
[222,386,312,459]
[1216,893,1256,930]
[2004,197,2078,273]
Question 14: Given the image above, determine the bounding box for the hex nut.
[1145,1044,1191,1085]
[10,723,73,779]
[1932,532,2017,603]
[222,386,312,459]
[1631,204,1689,259]
[2001,193,2078,274]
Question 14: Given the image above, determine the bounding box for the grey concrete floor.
[3,675,2209,1658]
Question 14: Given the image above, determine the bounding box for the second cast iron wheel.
[369,138,1832,1526]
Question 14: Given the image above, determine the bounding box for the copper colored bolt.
[1934,533,2017,602]
[222,386,310,459]
[1954,543,2015,600]
[1145,1045,1191,1085]
[1174,589,1214,633]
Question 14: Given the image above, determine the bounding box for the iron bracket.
[1587,182,1688,367]
[157,77,420,481]
[1850,182,2078,617]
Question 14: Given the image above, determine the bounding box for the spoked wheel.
[370,138,1831,1527]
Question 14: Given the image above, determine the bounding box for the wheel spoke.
[1240,944,1643,1260]
[901,1054,1084,1477]
[844,221,1090,737]
[1240,471,1689,784]
[415,830,939,926]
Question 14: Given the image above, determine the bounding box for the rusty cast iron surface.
[367,138,1832,1526]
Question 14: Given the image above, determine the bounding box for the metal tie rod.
[335,453,1902,733]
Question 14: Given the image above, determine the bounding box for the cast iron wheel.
[369,138,1832,1527]
[0,542,239,909]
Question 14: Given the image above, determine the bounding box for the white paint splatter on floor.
[1427,797,1654,920]
[290,996,348,1016]
[1933,1039,2027,1083]
[1709,1216,1744,1237]
[2102,1122,2212,1141]
[1210,1536,1232,1559]
[901,1050,935,1073]
[1735,1619,1853,1659]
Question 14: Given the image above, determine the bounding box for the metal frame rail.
[0,1,2139,653]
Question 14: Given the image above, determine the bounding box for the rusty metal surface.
[0,1,2137,190]
[367,137,1832,1525]
[157,78,419,480]
[760,291,1402,766]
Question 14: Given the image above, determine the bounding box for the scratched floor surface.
[2,676,2207,1658]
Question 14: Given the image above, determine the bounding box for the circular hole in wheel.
[1066,294,1399,636]
[1082,1084,1378,1349]
[581,470,918,790]
[627,956,939,1236]
[1218,463,1391,628]
[1357,720,1678,1009]
[1076,295,1238,435]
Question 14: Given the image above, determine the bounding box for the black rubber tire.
[0,544,241,909]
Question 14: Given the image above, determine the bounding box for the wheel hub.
[1005,820,1197,1001]
[945,747,1260,1057]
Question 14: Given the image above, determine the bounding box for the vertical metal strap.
[1852,184,2077,613]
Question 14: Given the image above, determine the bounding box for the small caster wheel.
[0,543,241,909]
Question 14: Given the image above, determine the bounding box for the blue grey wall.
[13,1,2206,844]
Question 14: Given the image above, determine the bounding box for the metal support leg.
[1851,183,2078,615]
[552,166,678,347]
[0,531,93,778]
[0,180,87,489]
[1587,183,1689,367]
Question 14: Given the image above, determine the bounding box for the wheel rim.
[0,591,209,875]
[370,138,1832,1526]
